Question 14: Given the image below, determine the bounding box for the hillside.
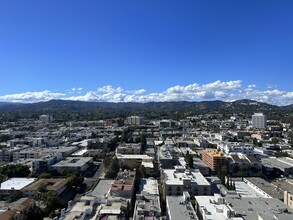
[0,99,292,122]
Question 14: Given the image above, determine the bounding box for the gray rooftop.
[226,197,293,220]
[166,196,198,220]
[261,157,293,170]
[89,179,113,198]
[244,177,284,200]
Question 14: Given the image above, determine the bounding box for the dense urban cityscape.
[0,100,292,220]
[1,1,292,219]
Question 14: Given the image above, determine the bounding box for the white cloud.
[127,89,146,95]
[1,80,293,106]
[70,87,83,94]
[0,90,65,103]
[267,84,278,89]
[98,85,123,93]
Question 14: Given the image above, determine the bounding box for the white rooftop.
[71,148,88,156]
[116,154,153,160]
[0,178,36,190]
[164,168,210,186]
[195,196,231,220]
[139,178,159,195]
[141,161,153,168]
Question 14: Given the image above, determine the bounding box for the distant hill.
[0,99,291,121]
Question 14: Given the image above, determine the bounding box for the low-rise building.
[228,153,262,176]
[22,178,67,199]
[133,178,161,219]
[243,177,284,200]
[166,193,198,220]
[261,157,293,176]
[218,142,254,155]
[196,194,293,220]
[193,158,210,176]
[162,166,211,198]
[110,169,136,198]
[284,190,293,209]
[0,198,35,220]
[0,178,36,196]
[116,143,142,154]
[50,157,93,173]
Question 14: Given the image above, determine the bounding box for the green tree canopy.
[0,164,30,178]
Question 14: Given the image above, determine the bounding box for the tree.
[271,138,279,144]
[0,134,11,142]
[66,174,84,189]
[8,191,23,202]
[20,206,45,220]
[138,165,146,178]
[218,166,227,184]
[140,134,147,152]
[0,164,30,178]
[38,173,52,179]
[253,138,258,145]
[37,183,48,193]
[105,156,120,179]
[185,151,194,169]
[275,151,289,157]
[231,165,240,175]
[40,191,64,216]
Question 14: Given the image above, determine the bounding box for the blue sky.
[0,0,292,105]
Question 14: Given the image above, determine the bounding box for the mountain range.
[0,99,292,119]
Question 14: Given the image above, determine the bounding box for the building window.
[168,186,172,191]
[177,187,181,191]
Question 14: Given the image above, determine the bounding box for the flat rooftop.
[244,177,284,200]
[22,178,66,191]
[90,179,114,198]
[71,148,88,156]
[116,154,152,160]
[226,197,293,220]
[166,196,198,220]
[51,157,93,167]
[0,178,36,190]
[203,149,225,157]
[234,181,268,198]
[164,169,210,186]
[261,157,293,169]
[141,161,153,168]
[195,196,234,219]
[139,178,159,195]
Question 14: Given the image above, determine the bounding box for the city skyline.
[0,1,292,105]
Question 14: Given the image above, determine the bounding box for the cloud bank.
[0,90,65,103]
[1,80,293,106]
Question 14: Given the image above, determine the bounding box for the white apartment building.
[252,113,267,129]
[162,166,211,198]
[125,116,145,125]
[116,143,142,154]
[218,142,255,155]
[133,178,161,219]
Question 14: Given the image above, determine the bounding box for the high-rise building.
[125,116,145,125]
[252,113,267,129]
[201,149,227,173]
[39,114,53,123]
